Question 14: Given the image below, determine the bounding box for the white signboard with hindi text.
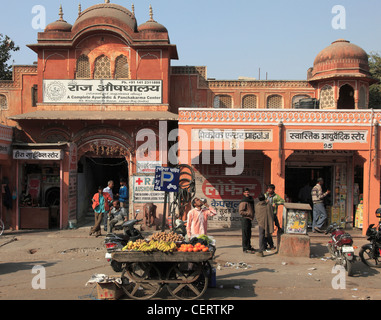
[13,149,63,161]
[43,80,162,104]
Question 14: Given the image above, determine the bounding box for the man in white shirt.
[103,180,114,231]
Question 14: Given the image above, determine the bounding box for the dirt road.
[0,226,380,300]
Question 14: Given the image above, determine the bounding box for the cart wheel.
[166,262,208,300]
[121,262,162,300]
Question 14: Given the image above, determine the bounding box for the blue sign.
[154,166,180,192]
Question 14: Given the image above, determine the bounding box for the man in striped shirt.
[311,178,331,233]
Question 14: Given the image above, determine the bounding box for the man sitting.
[108,200,127,233]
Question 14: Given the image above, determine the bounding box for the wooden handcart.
[111,251,213,300]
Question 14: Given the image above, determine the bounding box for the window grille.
[242,95,257,109]
[267,95,283,109]
[213,95,232,108]
[76,55,90,79]
[94,55,111,79]
[0,95,7,110]
[115,55,129,79]
[319,85,335,109]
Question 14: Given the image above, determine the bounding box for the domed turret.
[45,5,72,33]
[310,39,370,81]
[72,0,137,35]
[138,5,168,33]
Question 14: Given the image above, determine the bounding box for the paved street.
[0,223,380,301]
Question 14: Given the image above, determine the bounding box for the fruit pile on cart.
[111,231,215,300]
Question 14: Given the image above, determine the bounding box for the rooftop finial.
[149,4,154,21]
[131,3,135,15]
[105,0,110,3]
[59,5,64,21]
[78,3,82,16]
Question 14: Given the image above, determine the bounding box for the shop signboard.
[133,175,165,203]
[282,203,312,235]
[13,149,63,161]
[137,161,162,174]
[43,79,162,104]
[286,129,368,149]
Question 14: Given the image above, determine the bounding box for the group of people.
[89,178,129,237]
[239,184,284,257]
[239,178,331,256]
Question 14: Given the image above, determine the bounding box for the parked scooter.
[104,209,144,272]
[359,209,381,268]
[325,222,356,276]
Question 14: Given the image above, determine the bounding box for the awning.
[8,110,179,121]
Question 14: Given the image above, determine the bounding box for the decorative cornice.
[179,108,381,126]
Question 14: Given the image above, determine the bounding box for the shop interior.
[286,163,363,229]
[285,166,333,228]
[20,163,60,229]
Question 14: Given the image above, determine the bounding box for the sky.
[1,0,380,81]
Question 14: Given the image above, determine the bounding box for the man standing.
[265,184,285,235]
[311,178,331,233]
[239,188,255,254]
[255,193,274,257]
[118,178,129,218]
[90,186,112,237]
[103,180,114,231]
[186,198,216,239]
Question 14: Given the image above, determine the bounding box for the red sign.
[202,177,262,200]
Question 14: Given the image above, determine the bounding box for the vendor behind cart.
[187,198,216,239]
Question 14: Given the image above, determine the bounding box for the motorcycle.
[359,215,381,268]
[325,222,356,276]
[104,209,144,272]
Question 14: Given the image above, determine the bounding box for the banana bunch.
[122,239,177,253]
[122,239,145,251]
[156,241,177,253]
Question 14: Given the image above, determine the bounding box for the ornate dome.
[310,39,370,81]
[138,5,168,33]
[72,2,137,34]
[45,6,72,33]
[314,39,368,66]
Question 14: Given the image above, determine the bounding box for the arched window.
[242,95,257,109]
[292,95,311,108]
[115,55,129,79]
[319,85,335,109]
[94,55,111,79]
[76,55,90,79]
[267,95,283,109]
[0,95,7,110]
[213,95,232,108]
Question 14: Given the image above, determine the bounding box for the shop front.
[179,108,381,235]
[13,144,67,229]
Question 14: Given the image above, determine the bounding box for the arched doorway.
[74,127,134,224]
[337,84,355,109]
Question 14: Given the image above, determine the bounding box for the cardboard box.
[96,281,124,300]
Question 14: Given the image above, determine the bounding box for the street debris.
[0,237,17,248]
[59,247,103,254]
[85,274,122,286]
[223,261,252,269]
